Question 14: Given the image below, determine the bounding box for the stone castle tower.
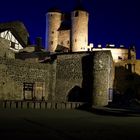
[45,9,62,52]
[45,7,89,52]
[71,8,89,52]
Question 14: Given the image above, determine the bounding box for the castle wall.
[0,57,56,100]
[55,51,114,106]
[93,48,129,62]
[92,51,114,106]
[0,50,114,106]
[135,60,140,75]
[114,60,140,100]
[58,30,70,49]
[92,48,136,62]
[55,53,84,102]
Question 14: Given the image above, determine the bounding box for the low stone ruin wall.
[0,100,85,109]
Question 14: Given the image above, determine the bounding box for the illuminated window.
[23,83,34,100]
[132,64,135,72]
[125,64,135,73]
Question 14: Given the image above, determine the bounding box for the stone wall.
[0,51,114,107]
[0,57,55,100]
[55,53,84,102]
[0,100,84,109]
[58,30,70,49]
[55,51,114,106]
[114,60,140,101]
[0,38,15,59]
[92,51,114,106]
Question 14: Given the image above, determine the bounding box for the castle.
[0,6,140,108]
[46,6,89,52]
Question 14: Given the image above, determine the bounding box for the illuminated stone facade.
[46,8,89,52]
[0,8,140,108]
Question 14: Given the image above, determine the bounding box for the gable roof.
[0,21,29,47]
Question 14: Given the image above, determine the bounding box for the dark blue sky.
[0,0,140,58]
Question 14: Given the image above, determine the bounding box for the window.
[51,41,53,45]
[67,41,69,44]
[23,83,35,100]
[132,64,135,73]
[75,39,77,42]
[108,88,113,102]
[52,31,54,34]
[35,82,45,101]
[61,41,63,45]
[125,64,135,73]
[11,42,15,49]
[75,11,79,17]
[118,56,122,60]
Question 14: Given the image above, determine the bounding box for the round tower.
[45,9,62,52]
[71,8,89,52]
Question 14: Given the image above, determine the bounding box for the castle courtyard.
[0,109,140,139]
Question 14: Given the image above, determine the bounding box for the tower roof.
[47,8,62,13]
[73,0,88,12]
[0,21,29,47]
[74,5,87,12]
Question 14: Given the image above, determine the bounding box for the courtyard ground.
[0,108,140,139]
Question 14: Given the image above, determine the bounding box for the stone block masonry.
[0,51,114,107]
[55,51,114,106]
[0,57,54,100]
[92,51,114,106]
[0,100,85,109]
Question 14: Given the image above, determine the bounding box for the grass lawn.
[0,109,140,139]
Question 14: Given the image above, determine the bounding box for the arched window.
[75,11,79,17]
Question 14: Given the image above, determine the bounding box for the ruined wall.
[0,57,55,100]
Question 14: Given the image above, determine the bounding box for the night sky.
[0,0,140,58]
